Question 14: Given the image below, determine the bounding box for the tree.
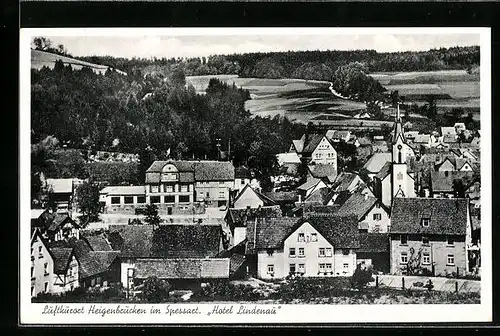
[452,179,466,198]
[32,37,52,51]
[76,180,101,223]
[144,204,162,226]
[350,264,374,289]
[142,276,171,303]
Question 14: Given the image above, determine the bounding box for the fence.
[371,275,481,294]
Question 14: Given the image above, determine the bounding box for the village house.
[31,210,80,242]
[290,133,338,167]
[335,192,391,233]
[233,166,261,194]
[261,191,300,216]
[363,152,392,180]
[306,164,338,185]
[357,233,390,273]
[326,130,351,143]
[297,178,328,201]
[31,229,79,298]
[100,186,147,214]
[276,152,301,175]
[108,224,227,289]
[245,215,360,279]
[389,198,473,277]
[428,171,476,198]
[232,184,275,209]
[45,178,74,213]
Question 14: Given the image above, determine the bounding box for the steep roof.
[194,161,235,181]
[232,184,275,207]
[261,191,299,203]
[358,233,389,253]
[336,192,378,220]
[82,234,113,251]
[50,247,73,274]
[375,161,392,180]
[100,186,145,196]
[246,217,298,254]
[430,171,475,193]
[304,215,360,249]
[332,172,360,191]
[298,177,321,191]
[292,139,304,153]
[302,134,327,154]
[308,164,337,181]
[46,178,73,194]
[391,198,469,235]
[234,166,252,179]
[41,213,80,232]
[146,160,196,173]
[226,206,282,229]
[363,153,392,174]
[304,187,332,205]
[134,258,229,279]
[108,225,155,258]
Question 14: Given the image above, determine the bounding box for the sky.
[35,30,481,59]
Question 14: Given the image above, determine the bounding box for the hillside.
[31,49,127,76]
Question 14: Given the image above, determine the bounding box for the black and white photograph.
[19,28,492,324]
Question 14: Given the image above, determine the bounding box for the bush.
[350,265,374,289]
[142,276,171,303]
[192,280,265,302]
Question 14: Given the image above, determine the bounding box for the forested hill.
[75,46,480,81]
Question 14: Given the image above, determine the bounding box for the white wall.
[360,205,391,233]
[234,228,247,246]
[120,259,135,288]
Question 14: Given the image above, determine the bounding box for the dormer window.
[266,249,274,257]
[421,218,430,227]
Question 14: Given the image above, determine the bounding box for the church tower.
[391,104,415,202]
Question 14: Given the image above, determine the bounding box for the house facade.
[389,198,472,277]
[232,184,274,209]
[291,133,338,168]
[31,229,54,297]
[100,186,147,214]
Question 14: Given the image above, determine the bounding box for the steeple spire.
[391,103,406,144]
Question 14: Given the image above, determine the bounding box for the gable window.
[326,263,332,272]
[311,233,318,242]
[421,218,430,227]
[111,196,121,205]
[267,249,274,257]
[447,254,455,266]
[325,248,333,257]
[267,264,274,274]
[447,236,454,246]
[423,252,431,265]
[342,249,349,256]
[400,235,408,245]
[219,191,225,198]
[44,262,48,275]
[289,248,296,257]
[31,286,34,296]
[31,266,34,278]
[165,185,174,193]
[124,196,134,204]
[180,185,188,192]
[422,236,430,245]
[373,213,382,221]
[38,246,43,258]
[69,267,73,277]
[298,233,305,242]
[289,264,296,274]
[400,252,408,264]
[318,248,325,257]
[397,172,403,180]
[298,264,305,274]
[298,248,305,257]
[151,185,159,193]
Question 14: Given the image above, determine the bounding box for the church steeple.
[391,104,406,144]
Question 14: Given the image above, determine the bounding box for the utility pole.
[216,138,221,161]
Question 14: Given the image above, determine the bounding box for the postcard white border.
[19,27,492,325]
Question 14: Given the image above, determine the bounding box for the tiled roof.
[134,258,229,279]
[246,217,298,254]
[336,192,378,220]
[358,233,389,253]
[82,234,113,251]
[108,225,155,258]
[228,254,246,275]
[391,198,469,235]
[227,206,282,229]
[50,247,73,274]
[302,134,327,154]
[261,191,299,203]
[363,153,392,174]
[375,161,392,180]
[46,178,73,194]
[62,238,119,278]
[413,134,430,144]
[146,160,196,173]
[100,186,145,196]
[235,166,252,178]
[304,187,332,205]
[45,213,79,232]
[150,225,222,258]
[194,161,235,181]
[298,178,321,191]
[276,152,301,165]
[308,164,337,181]
[430,171,475,193]
[332,172,359,191]
[304,215,360,249]
[303,204,340,215]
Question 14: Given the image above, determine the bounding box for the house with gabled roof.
[363,153,392,180]
[297,177,327,201]
[232,184,275,209]
[357,233,390,273]
[45,178,74,213]
[108,224,227,288]
[234,166,260,193]
[336,192,391,233]
[390,198,473,276]
[100,186,147,214]
[290,133,338,167]
[306,164,337,185]
[245,215,360,279]
[32,211,80,243]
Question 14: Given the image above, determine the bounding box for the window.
[342,249,349,256]
[422,236,430,245]
[298,233,305,242]
[289,264,296,274]
[241,180,245,185]
[447,236,454,246]
[44,282,48,293]
[165,185,174,193]
[400,252,408,264]
[298,248,305,257]
[69,267,73,277]
[219,181,225,186]
[31,286,34,296]
[311,233,318,242]
[423,253,430,265]
[373,213,382,221]
[447,254,455,266]
[401,235,408,245]
[38,246,42,255]
[343,263,349,269]
[31,247,33,256]
[289,248,296,257]
[206,192,210,198]
[164,195,175,203]
[267,249,274,257]
[397,172,403,180]
[151,185,159,193]
[298,264,305,273]
[179,195,190,203]
[319,263,325,273]
[325,248,333,257]
[124,196,134,204]
[150,196,161,204]
[319,248,325,257]
[375,203,381,208]
[421,218,430,227]
[137,196,146,204]
[219,191,225,198]
[267,264,274,274]
[31,266,34,278]
[180,185,188,192]
[111,196,121,205]
[44,262,48,275]
[326,263,332,272]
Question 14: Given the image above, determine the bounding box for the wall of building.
[359,205,391,233]
[310,138,337,166]
[233,189,264,209]
[390,234,468,276]
[52,255,79,294]
[120,259,136,288]
[31,236,54,298]
[257,249,285,279]
[380,175,392,208]
[333,249,357,276]
[195,181,234,207]
[233,228,247,246]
